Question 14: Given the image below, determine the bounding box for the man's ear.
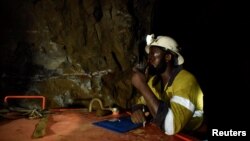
[165,54,172,62]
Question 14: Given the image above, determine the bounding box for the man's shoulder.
[176,69,197,82]
[178,69,194,77]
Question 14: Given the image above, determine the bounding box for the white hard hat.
[145,34,184,65]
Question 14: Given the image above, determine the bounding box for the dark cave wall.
[0,0,155,109]
[1,0,249,132]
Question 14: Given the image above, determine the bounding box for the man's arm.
[131,68,159,117]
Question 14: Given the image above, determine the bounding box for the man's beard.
[148,59,167,86]
[148,59,167,76]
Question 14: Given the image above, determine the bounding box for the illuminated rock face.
[0,0,154,109]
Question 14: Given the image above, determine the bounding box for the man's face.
[148,46,167,74]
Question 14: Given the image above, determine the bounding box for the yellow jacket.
[137,69,204,135]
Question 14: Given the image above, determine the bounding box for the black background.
[151,0,249,138]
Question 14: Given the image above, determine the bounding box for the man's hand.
[131,109,146,124]
[131,67,147,90]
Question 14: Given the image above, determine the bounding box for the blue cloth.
[93,116,142,133]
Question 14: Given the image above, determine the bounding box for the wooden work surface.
[0,109,200,141]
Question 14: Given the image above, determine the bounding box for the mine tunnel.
[0,0,249,140]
